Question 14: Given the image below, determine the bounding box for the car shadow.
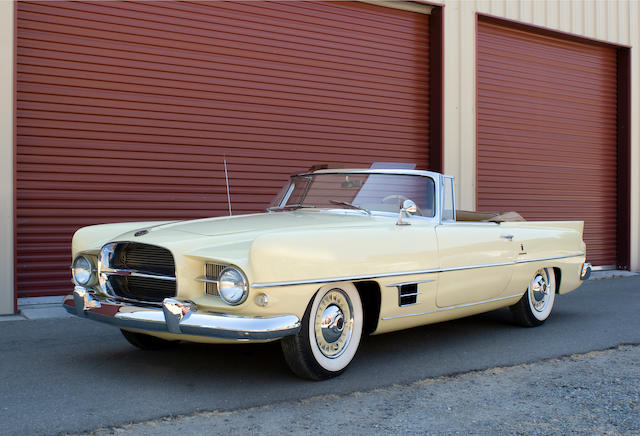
[58,302,599,421]
[71,307,517,385]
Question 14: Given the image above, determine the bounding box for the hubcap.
[320,304,345,343]
[530,272,549,312]
[314,289,353,358]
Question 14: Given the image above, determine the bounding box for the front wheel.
[510,268,556,327]
[281,283,363,380]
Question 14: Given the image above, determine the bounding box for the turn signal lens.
[255,293,269,307]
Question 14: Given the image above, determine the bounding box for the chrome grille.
[204,263,226,296]
[108,276,176,302]
[100,242,176,303]
[111,242,174,276]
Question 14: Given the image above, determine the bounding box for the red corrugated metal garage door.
[476,19,618,266]
[16,1,431,297]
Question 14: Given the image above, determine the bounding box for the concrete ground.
[72,344,640,436]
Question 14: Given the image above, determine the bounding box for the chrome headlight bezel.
[72,255,95,286]
[218,267,249,306]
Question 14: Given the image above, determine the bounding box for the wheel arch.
[353,280,381,335]
[552,267,562,293]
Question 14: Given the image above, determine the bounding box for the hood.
[102,211,386,259]
[101,211,388,268]
[142,211,378,237]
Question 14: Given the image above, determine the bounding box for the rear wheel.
[121,329,180,350]
[510,268,556,327]
[281,283,363,380]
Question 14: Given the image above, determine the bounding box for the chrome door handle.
[500,234,514,241]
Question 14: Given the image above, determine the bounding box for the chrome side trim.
[514,254,583,264]
[382,293,523,320]
[386,279,436,287]
[251,253,585,288]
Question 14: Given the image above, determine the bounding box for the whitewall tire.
[281,282,363,380]
[510,268,556,327]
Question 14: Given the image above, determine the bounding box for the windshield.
[270,172,436,217]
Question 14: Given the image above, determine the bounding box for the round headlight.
[218,267,248,305]
[72,255,93,286]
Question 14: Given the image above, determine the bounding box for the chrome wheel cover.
[314,289,353,359]
[529,270,550,313]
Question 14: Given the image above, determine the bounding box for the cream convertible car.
[64,169,591,380]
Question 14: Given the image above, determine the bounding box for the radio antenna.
[223,155,232,216]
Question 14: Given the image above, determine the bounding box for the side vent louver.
[398,284,418,306]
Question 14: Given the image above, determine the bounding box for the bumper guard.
[580,263,592,281]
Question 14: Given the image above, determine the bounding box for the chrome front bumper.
[63,287,301,341]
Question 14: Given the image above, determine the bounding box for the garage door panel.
[18,101,427,134]
[18,94,428,128]
[478,118,617,137]
[478,25,615,60]
[17,1,431,297]
[19,33,429,89]
[17,134,426,162]
[17,110,426,142]
[19,9,426,76]
[18,55,428,100]
[62,2,421,54]
[477,20,617,266]
[477,76,616,103]
[19,74,427,118]
[17,68,428,110]
[477,55,617,81]
[479,104,616,124]
[19,86,428,123]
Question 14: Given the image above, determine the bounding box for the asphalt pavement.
[1,276,638,435]
[75,344,640,436]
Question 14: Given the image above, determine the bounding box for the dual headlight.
[72,255,95,286]
[218,267,249,306]
[74,254,248,305]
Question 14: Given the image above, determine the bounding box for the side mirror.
[396,199,417,226]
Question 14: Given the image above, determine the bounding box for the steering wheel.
[381,194,423,216]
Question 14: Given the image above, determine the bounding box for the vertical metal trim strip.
[12,0,17,313]
[616,47,631,270]
[429,6,443,173]
[474,12,480,212]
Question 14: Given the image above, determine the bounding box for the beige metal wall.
[0,0,14,314]
[433,0,640,272]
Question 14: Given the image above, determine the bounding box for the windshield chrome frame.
[273,170,442,223]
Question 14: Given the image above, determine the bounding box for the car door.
[435,223,516,307]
